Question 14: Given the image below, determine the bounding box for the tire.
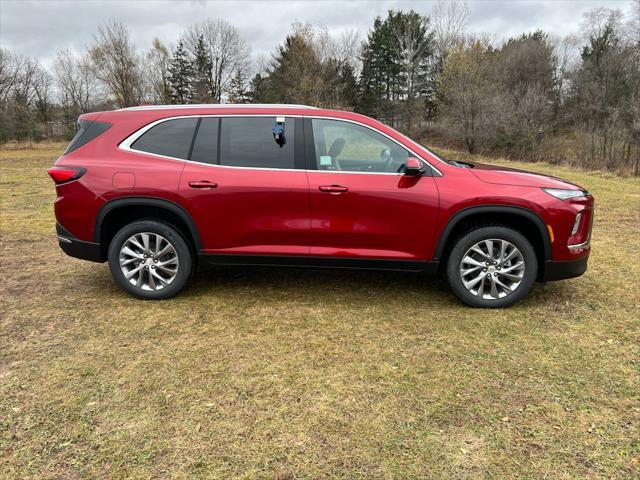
[446,226,537,308]
[108,220,192,300]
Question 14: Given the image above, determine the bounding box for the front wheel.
[446,226,538,308]
[108,220,192,299]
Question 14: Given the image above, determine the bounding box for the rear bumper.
[56,223,103,263]
[542,256,588,282]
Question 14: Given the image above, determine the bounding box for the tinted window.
[219,117,294,169]
[311,119,409,173]
[64,119,111,155]
[190,118,219,164]
[131,118,198,159]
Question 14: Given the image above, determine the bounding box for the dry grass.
[1,144,639,479]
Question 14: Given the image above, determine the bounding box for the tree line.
[1,1,638,175]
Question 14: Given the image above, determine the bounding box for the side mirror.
[404,157,425,176]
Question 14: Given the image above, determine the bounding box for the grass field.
[1,142,639,479]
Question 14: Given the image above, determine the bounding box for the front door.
[178,116,309,257]
[305,118,439,262]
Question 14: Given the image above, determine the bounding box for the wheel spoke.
[128,236,145,252]
[501,248,519,265]
[151,269,170,286]
[477,276,486,297]
[464,273,484,290]
[148,267,156,289]
[470,246,490,260]
[141,233,151,255]
[485,240,494,260]
[494,276,514,292]
[121,246,144,259]
[500,272,523,282]
[489,276,499,298]
[125,264,144,279]
[501,261,524,273]
[462,266,482,276]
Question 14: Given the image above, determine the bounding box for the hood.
[468,162,584,190]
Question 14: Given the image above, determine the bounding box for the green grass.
[1,143,639,479]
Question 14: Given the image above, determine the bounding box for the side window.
[131,118,198,159]
[311,119,409,173]
[220,117,294,169]
[190,118,219,164]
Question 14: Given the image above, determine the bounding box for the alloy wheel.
[459,238,525,300]
[119,232,179,291]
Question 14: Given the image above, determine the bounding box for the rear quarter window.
[130,118,199,159]
[64,119,111,155]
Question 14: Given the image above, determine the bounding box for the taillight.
[47,166,86,184]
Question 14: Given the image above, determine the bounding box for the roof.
[117,104,319,112]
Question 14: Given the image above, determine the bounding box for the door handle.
[189,180,217,189]
[319,185,348,194]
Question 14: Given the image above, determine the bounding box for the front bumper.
[56,223,103,262]
[542,256,588,282]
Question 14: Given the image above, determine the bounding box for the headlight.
[542,188,589,200]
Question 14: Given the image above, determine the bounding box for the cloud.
[0,0,634,69]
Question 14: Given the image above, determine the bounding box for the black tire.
[446,226,537,308]
[108,220,192,300]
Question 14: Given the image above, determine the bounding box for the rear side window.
[190,118,219,164]
[64,119,111,155]
[219,117,294,169]
[131,118,198,159]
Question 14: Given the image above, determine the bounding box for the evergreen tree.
[248,73,268,102]
[168,40,194,104]
[228,70,249,103]
[192,34,213,103]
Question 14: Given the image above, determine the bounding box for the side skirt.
[197,254,439,275]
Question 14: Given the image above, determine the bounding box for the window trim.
[127,116,200,161]
[118,114,443,176]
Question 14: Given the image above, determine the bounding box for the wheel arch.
[435,205,552,277]
[95,197,202,260]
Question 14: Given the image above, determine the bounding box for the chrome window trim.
[118,114,443,176]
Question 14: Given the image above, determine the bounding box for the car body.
[48,104,593,307]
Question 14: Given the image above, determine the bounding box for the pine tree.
[228,70,249,103]
[169,40,194,104]
[192,34,213,103]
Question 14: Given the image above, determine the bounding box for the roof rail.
[117,103,318,111]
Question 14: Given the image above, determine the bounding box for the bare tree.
[438,37,496,153]
[55,49,100,126]
[0,49,23,105]
[89,19,143,108]
[431,0,470,61]
[146,38,172,104]
[183,19,250,102]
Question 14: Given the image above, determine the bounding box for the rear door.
[305,118,439,262]
[178,116,310,258]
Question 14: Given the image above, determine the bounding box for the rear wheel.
[446,226,537,308]
[108,220,192,299]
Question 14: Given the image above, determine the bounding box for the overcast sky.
[1,0,635,69]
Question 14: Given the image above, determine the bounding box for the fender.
[94,197,203,250]
[434,205,552,261]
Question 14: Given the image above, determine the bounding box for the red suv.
[48,105,593,307]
